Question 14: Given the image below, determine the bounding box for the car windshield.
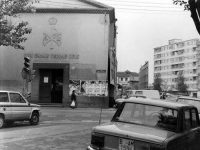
[114,102,178,132]
[177,98,200,112]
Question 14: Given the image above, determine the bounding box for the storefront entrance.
[39,69,63,103]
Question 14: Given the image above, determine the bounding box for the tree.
[0,0,38,50]
[176,72,188,93]
[153,73,162,92]
[173,0,200,35]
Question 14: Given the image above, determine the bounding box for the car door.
[0,92,12,120]
[190,108,200,150]
[9,92,31,120]
[182,108,200,150]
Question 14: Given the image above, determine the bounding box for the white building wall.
[154,39,199,93]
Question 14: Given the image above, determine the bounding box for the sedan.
[87,97,200,150]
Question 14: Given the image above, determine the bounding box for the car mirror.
[28,102,30,106]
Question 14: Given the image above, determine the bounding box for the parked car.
[127,90,160,99]
[176,96,200,116]
[87,97,200,150]
[115,94,146,108]
[115,90,160,107]
[165,93,179,101]
[0,90,41,128]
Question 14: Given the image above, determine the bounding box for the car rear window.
[0,92,9,102]
[114,102,178,132]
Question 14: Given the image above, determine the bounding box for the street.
[0,107,116,150]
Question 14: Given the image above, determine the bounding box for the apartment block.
[154,39,199,97]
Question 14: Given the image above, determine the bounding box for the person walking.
[70,90,77,109]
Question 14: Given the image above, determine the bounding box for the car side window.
[191,109,198,128]
[0,92,9,102]
[184,109,192,130]
[10,93,26,103]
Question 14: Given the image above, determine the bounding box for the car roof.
[178,96,200,101]
[124,97,193,109]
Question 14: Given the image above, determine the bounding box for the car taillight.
[91,133,105,149]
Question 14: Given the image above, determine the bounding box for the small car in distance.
[0,90,41,128]
[127,90,160,99]
[87,97,200,150]
[115,90,160,108]
[115,94,146,108]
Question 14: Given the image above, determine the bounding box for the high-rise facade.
[154,39,199,97]
[139,61,149,89]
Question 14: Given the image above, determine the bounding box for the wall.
[0,46,24,91]
[22,13,109,79]
[0,12,112,107]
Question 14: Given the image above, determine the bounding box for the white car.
[115,90,160,107]
[126,90,160,99]
[0,90,41,128]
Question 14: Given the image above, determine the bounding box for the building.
[117,70,139,95]
[0,0,117,107]
[154,39,199,97]
[139,61,149,89]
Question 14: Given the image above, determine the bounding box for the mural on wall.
[69,80,108,96]
[43,17,62,50]
[69,80,80,95]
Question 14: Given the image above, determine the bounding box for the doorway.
[39,69,63,103]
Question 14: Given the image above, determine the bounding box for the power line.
[116,7,186,12]
[98,0,175,6]
[41,0,182,10]
[95,0,187,13]
[38,0,188,14]
[117,9,188,15]
[102,3,183,10]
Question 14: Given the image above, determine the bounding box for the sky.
[96,0,200,83]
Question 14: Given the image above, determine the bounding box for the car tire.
[30,112,39,125]
[0,115,5,128]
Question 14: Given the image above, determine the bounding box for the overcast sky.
[96,0,199,83]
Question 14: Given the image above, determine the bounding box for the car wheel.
[0,115,5,128]
[30,112,39,125]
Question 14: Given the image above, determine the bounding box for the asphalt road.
[0,107,116,150]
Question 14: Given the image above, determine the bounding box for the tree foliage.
[173,0,200,35]
[176,72,188,93]
[153,73,162,92]
[173,0,189,10]
[0,0,38,50]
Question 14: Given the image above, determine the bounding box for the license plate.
[119,138,134,150]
